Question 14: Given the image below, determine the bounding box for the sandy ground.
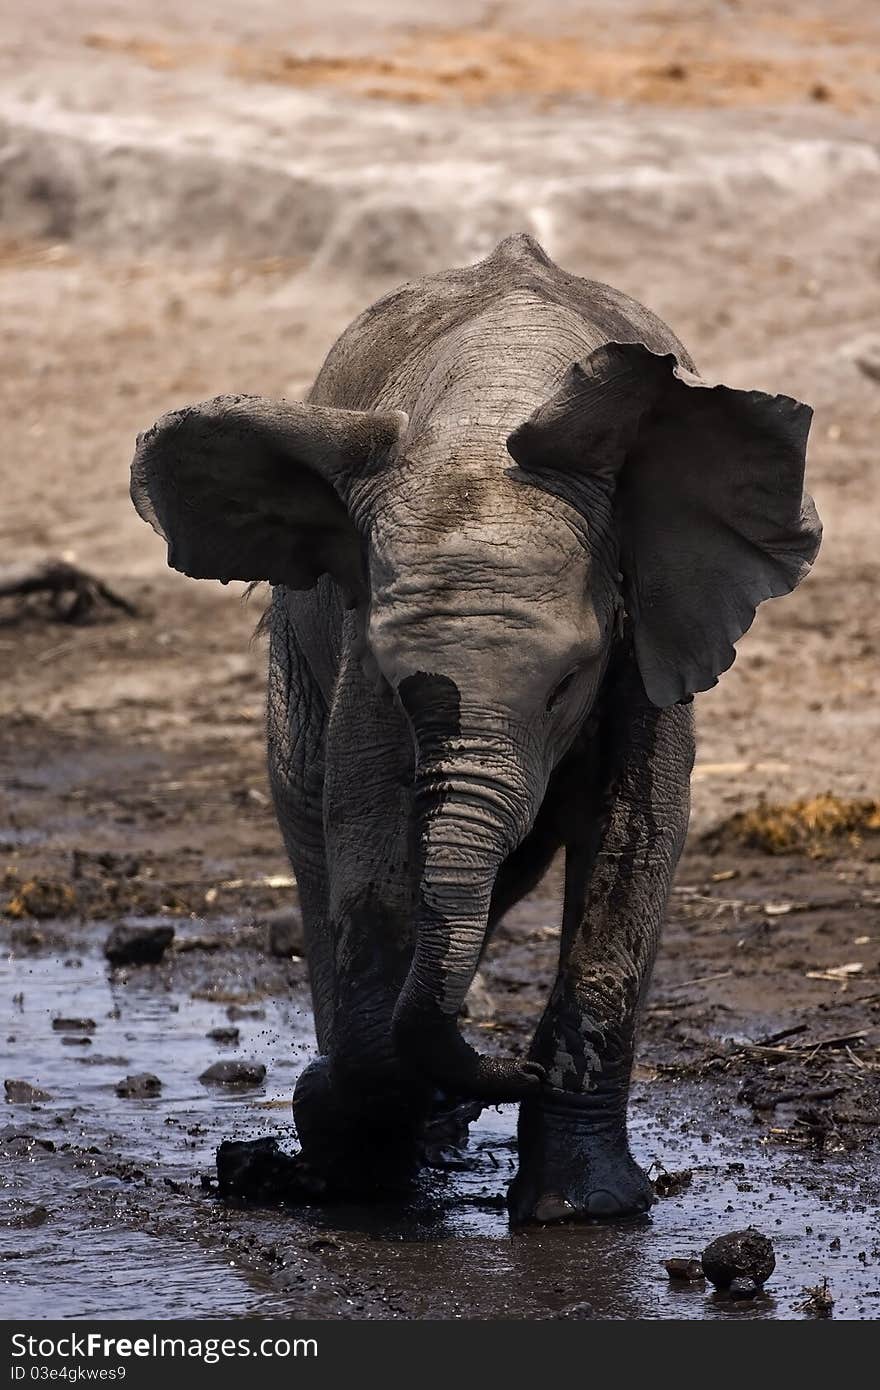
[1,0,879,1320]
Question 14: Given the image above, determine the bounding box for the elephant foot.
[509,1146,654,1223]
[508,1088,655,1225]
[290,1055,428,1196]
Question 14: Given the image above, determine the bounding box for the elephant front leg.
[290,644,434,1193]
[509,685,694,1224]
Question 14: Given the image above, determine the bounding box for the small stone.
[199,1061,266,1087]
[115,1073,162,1099]
[105,924,174,965]
[207,1027,240,1045]
[552,1301,595,1319]
[51,1017,96,1033]
[4,1080,52,1103]
[701,1229,776,1288]
[664,1257,704,1281]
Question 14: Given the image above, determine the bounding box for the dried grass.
[708,794,880,858]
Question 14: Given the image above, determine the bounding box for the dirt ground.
[1,0,879,1320]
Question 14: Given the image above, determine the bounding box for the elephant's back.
[307,234,694,413]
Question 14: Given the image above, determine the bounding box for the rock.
[265,909,305,958]
[115,1073,162,1098]
[664,1257,704,1281]
[552,1301,595,1319]
[199,1060,266,1087]
[701,1229,776,1288]
[4,1079,52,1103]
[51,1017,95,1032]
[104,923,174,965]
[226,1005,265,1021]
[207,1026,240,1045]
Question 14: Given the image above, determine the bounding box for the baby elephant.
[132,234,820,1222]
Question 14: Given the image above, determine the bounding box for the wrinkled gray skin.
[131,235,821,1222]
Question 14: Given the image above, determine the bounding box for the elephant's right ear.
[131,395,406,599]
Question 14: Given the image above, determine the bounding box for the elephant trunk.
[392,696,545,1102]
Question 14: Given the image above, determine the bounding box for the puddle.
[0,1225,279,1320]
[234,1103,879,1320]
[2,937,878,1320]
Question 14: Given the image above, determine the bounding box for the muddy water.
[2,932,877,1320]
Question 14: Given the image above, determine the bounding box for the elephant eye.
[546,668,579,713]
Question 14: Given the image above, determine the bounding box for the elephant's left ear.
[508,342,822,707]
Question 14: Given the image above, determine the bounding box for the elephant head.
[131,342,820,1101]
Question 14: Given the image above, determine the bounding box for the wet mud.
[2,723,879,1318]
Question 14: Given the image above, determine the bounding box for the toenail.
[533,1194,576,1223]
[585,1189,622,1217]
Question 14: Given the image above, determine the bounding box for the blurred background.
[1,1,879,1321]
[1,0,878,823]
